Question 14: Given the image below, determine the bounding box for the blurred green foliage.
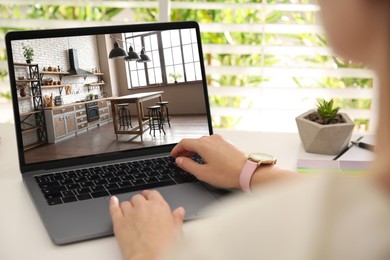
[0,0,372,130]
[167,0,370,129]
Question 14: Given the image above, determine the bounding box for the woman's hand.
[170,134,247,189]
[109,190,185,260]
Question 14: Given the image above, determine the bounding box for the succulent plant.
[316,98,340,120]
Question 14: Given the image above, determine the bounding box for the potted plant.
[22,45,34,64]
[17,83,27,97]
[295,99,355,155]
[169,73,183,83]
[43,78,53,86]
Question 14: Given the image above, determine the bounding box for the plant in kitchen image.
[22,44,34,63]
[169,73,183,84]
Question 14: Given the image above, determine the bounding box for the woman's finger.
[170,138,202,158]
[131,193,147,206]
[142,189,164,202]
[175,157,206,180]
[109,196,123,222]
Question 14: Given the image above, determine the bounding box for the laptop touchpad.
[110,183,219,220]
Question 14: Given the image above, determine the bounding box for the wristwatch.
[239,152,277,193]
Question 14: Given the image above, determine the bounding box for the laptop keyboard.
[34,156,199,206]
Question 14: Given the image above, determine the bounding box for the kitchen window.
[125,33,147,88]
[125,29,201,88]
[179,29,202,82]
[143,34,163,85]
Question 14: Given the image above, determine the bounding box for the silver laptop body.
[5,21,228,245]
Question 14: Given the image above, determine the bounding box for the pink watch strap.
[239,159,259,193]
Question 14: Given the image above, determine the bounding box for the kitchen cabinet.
[53,115,77,138]
[44,98,111,143]
[98,100,111,123]
[45,106,76,143]
[75,103,88,130]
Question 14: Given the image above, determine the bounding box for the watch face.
[248,152,276,164]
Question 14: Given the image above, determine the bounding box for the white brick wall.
[11,35,100,72]
[11,35,103,145]
[11,35,101,103]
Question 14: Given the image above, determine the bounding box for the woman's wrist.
[249,164,296,190]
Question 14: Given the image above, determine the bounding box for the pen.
[351,141,376,152]
[333,136,363,160]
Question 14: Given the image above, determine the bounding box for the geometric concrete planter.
[295,110,355,155]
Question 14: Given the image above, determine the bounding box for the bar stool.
[117,103,132,128]
[147,105,166,137]
[156,101,171,127]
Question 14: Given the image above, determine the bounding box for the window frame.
[125,29,201,89]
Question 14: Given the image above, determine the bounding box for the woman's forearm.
[250,165,299,190]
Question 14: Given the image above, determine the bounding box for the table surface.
[108,91,164,102]
[0,123,332,260]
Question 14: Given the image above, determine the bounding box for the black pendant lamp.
[124,45,140,61]
[137,48,151,63]
[108,40,127,59]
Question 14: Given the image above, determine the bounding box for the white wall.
[11,35,100,73]
[11,36,102,113]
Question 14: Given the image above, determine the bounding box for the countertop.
[43,97,110,110]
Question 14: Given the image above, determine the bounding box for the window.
[143,34,163,85]
[124,33,147,87]
[0,0,376,133]
[125,29,202,88]
[162,30,184,83]
[181,28,202,82]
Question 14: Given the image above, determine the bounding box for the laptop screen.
[6,22,212,171]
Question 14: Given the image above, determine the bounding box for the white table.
[0,123,332,260]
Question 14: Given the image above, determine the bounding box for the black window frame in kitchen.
[124,32,150,88]
[142,32,164,85]
[179,28,202,82]
[124,29,201,89]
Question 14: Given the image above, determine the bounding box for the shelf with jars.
[14,62,48,151]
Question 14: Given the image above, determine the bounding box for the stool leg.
[149,109,157,137]
[164,104,171,127]
[153,109,158,137]
[118,108,124,129]
[159,104,171,128]
[128,112,132,127]
[148,109,153,135]
[118,106,132,129]
[158,110,166,135]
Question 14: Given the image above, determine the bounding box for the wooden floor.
[25,115,210,164]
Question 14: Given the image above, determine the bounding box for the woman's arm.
[170,134,298,191]
[110,134,298,260]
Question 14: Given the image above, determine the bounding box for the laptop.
[5,21,227,245]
